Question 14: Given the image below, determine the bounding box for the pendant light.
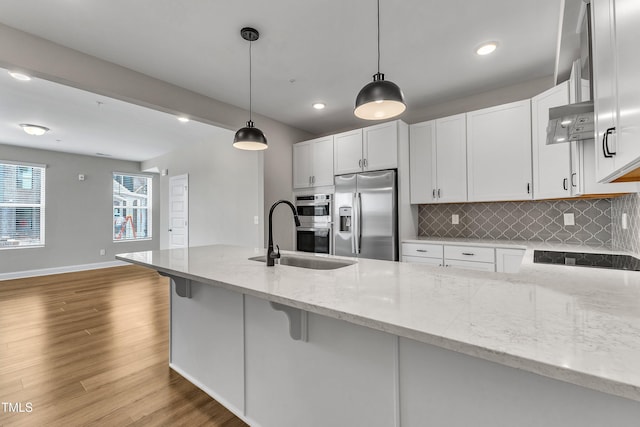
[354,0,406,120]
[233,27,268,150]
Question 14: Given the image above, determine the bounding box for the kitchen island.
[117,245,640,427]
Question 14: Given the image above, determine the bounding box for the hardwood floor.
[0,266,248,427]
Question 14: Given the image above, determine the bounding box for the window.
[0,161,46,249]
[113,173,152,241]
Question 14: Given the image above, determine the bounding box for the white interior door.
[169,174,189,249]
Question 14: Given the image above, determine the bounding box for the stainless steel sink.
[249,255,355,270]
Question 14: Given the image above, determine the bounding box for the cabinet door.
[591,0,618,182]
[466,100,533,202]
[532,82,571,199]
[292,141,312,189]
[409,121,436,204]
[435,114,467,203]
[364,121,398,171]
[334,129,363,175]
[612,0,640,173]
[311,136,334,187]
[495,248,526,273]
[444,259,495,272]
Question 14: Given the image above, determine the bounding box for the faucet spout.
[267,200,300,267]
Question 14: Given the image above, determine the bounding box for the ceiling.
[0,67,231,162]
[0,0,562,139]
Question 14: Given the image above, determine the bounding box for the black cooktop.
[533,250,640,271]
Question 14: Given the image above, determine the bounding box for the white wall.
[0,144,159,275]
[142,130,264,250]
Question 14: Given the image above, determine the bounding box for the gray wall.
[0,144,159,274]
[142,129,264,250]
[0,23,312,251]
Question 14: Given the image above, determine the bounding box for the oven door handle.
[297,227,331,232]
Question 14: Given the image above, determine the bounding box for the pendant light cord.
[377,0,380,74]
[249,40,253,122]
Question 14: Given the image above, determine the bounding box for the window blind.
[0,161,46,248]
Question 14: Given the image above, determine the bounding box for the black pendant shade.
[234,27,268,150]
[354,72,406,120]
[233,120,268,151]
[354,0,406,120]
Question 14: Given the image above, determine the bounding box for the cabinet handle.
[563,178,568,191]
[527,183,531,194]
[437,189,441,198]
[461,252,475,256]
[363,158,368,168]
[416,249,428,253]
[603,127,616,158]
[312,175,315,184]
[571,172,577,187]
[359,159,362,168]
[432,189,436,199]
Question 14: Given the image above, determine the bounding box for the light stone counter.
[117,244,640,403]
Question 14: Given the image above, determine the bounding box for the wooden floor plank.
[0,266,248,426]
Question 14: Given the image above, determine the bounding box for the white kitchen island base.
[169,280,640,427]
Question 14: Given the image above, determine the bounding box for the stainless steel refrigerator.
[333,170,398,261]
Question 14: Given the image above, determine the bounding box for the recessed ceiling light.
[9,71,32,81]
[177,116,190,123]
[476,42,498,56]
[20,124,49,136]
[312,102,326,110]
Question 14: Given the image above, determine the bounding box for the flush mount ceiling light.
[312,102,326,110]
[9,71,31,81]
[20,124,49,136]
[354,0,406,121]
[233,27,268,151]
[476,42,498,56]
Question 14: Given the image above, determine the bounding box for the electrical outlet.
[452,214,459,225]
[99,249,106,256]
[563,213,575,226]
[622,213,628,230]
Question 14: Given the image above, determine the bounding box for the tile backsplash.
[612,193,640,256]
[418,198,612,247]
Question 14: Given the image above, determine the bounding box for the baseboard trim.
[169,363,258,427]
[0,261,128,281]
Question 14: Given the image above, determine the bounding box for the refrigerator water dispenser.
[339,207,352,232]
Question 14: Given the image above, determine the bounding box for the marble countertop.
[117,244,640,403]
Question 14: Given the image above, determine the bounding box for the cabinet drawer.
[402,255,442,266]
[444,259,495,272]
[402,243,443,259]
[444,245,495,263]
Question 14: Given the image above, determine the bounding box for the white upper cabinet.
[334,122,398,175]
[592,0,640,182]
[292,136,334,189]
[532,82,572,199]
[410,115,467,204]
[334,129,364,175]
[466,100,533,202]
[435,114,468,203]
[364,121,399,172]
[409,121,436,203]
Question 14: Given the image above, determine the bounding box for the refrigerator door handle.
[357,192,362,254]
[352,193,357,254]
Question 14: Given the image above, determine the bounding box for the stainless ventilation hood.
[546,101,594,145]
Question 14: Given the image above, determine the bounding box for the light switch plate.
[254,216,259,225]
[452,214,459,225]
[622,213,628,230]
[563,213,575,226]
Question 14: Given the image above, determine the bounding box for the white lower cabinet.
[496,248,526,273]
[402,242,526,273]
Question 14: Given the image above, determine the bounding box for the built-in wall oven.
[295,194,332,254]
